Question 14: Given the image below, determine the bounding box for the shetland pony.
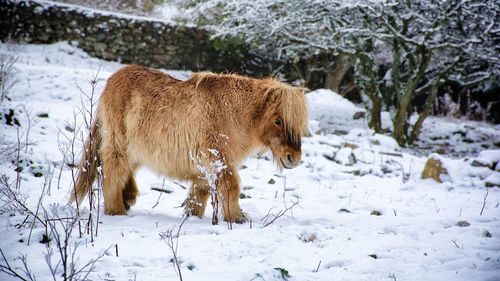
[71,65,308,223]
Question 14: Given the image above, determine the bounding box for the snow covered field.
[0,42,499,281]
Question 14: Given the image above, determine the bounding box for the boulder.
[422,155,448,183]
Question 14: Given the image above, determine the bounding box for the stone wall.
[0,0,274,76]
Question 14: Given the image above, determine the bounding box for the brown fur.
[71,65,308,223]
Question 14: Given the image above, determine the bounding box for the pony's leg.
[101,142,131,215]
[184,178,210,218]
[218,169,247,223]
[122,174,139,210]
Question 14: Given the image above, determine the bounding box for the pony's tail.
[70,114,102,206]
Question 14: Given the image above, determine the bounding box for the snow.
[307,89,366,135]
[152,2,183,21]
[1,42,499,281]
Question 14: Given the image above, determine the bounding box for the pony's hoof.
[124,198,136,209]
[104,208,128,216]
[182,198,206,218]
[226,212,249,224]
[184,209,203,218]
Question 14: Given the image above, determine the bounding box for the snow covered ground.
[0,42,499,281]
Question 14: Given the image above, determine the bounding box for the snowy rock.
[334,147,356,166]
[484,173,500,188]
[473,149,500,170]
[370,133,400,151]
[422,154,449,183]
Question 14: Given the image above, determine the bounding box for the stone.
[484,173,500,188]
[422,156,448,183]
[353,111,365,120]
[94,42,107,52]
[482,229,492,238]
[334,147,356,166]
[344,142,359,149]
[456,220,470,227]
[471,160,488,167]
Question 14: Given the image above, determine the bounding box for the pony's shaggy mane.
[259,78,308,147]
[191,72,308,145]
[191,71,250,90]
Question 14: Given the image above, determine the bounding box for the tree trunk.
[392,92,412,146]
[324,53,354,94]
[408,83,438,145]
[392,47,431,146]
[368,95,382,132]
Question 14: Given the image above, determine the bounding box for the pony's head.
[256,78,309,169]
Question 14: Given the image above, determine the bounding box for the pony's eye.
[274,118,282,127]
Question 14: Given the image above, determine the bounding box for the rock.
[344,142,359,149]
[482,230,492,238]
[323,153,335,162]
[484,173,500,187]
[334,130,349,136]
[334,147,356,166]
[456,220,470,227]
[422,156,448,183]
[353,111,365,120]
[239,193,251,199]
[471,160,488,167]
[267,178,276,184]
[94,42,107,52]
[370,210,382,216]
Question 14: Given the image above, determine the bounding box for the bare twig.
[174,182,188,190]
[480,189,488,216]
[0,249,32,281]
[379,151,403,158]
[152,179,168,209]
[315,260,322,272]
[0,174,46,228]
[160,216,188,281]
[43,205,111,281]
[76,68,101,242]
[451,239,461,248]
[0,45,19,103]
[262,199,301,227]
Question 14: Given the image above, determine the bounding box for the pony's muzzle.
[282,152,300,169]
